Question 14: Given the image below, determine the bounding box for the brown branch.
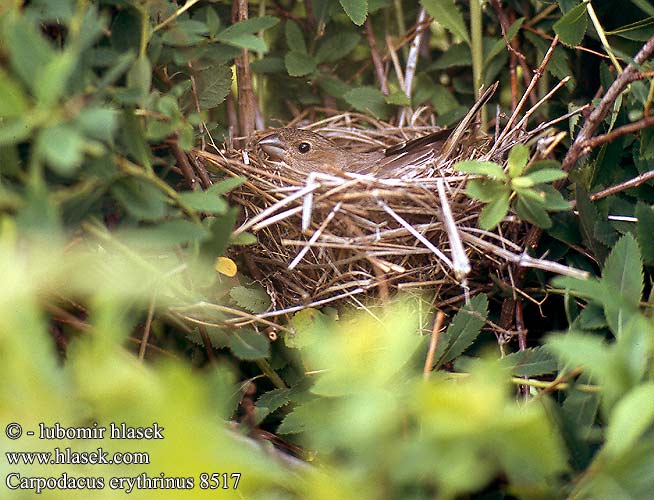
[423,311,446,380]
[365,18,389,95]
[233,0,256,141]
[172,143,199,190]
[561,35,654,172]
[590,169,654,202]
[582,115,654,152]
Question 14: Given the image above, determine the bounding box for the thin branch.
[365,18,389,95]
[562,35,654,172]
[589,169,654,202]
[424,311,446,380]
[581,115,654,151]
[488,35,559,156]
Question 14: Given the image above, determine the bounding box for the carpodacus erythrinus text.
[257,82,498,177]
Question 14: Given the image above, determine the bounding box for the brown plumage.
[257,82,498,177]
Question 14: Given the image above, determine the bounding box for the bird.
[257,82,498,178]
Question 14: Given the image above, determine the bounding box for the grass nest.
[196,102,586,323]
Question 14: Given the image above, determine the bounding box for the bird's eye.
[297,142,311,154]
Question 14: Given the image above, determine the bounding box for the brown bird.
[257,82,498,178]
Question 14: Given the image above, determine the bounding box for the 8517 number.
[198,473,241,489]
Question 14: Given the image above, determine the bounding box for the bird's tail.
[439,81,499,161]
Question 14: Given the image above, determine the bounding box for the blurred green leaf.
[162,19,208,46]
[604,383,654,458]
[285,20,307,53]
[179,190,228,214]
[343,86,391,119]
[216,16,279,52]
[422,0,470,44]
[385,90,411,106]
[339,0,368,25]
[553,2,588,47]
[228,329,270,360]
[229,285,272,313]
[119,219,209,248]
[37,124,85,175]
[315,32,360,64]
[111,178,167,221]
[127,55,152,101]
[75,106,119,143]
[285,51,316,77]
[0,69,29,118]
[465,179,508,202]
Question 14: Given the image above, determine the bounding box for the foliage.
[455,145,570,229]
[1,0,654,499]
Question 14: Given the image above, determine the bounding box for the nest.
[196,108,587,320]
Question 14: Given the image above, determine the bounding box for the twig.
[233,0,256,140]
[139,295,157,361]
[399,8,430,126]
[581,115,654,152]
[172,143,199,190]
[423,311,446,380]
[562,35,654,172]
[365,18,389,95]
[589,168,654,202]
[488,35,559,157]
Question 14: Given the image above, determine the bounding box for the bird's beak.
[257,133,286,160]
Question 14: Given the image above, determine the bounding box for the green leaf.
[455,160,507,180]
[487,18,524,62]
[507,143,529,178]
[385,91,411,106]
[216,16,279,52]
[500,347,557,377]
[0,118,33,146]
[515,195,552,228]
[179,190,228,214]
[478,191,510,229]
[428,42,471,70]
[127,55,152,101]
[111,178,167,221]
[339,0,368,25]
[604,383,654,458]
[343,86,391,119]
[75,106,118,142]
[434,294,488,368]
[551,275,607,304]
[200,208,238,258]
[465,179,509,202]
[254,388,292,424]
[229,285,272,313]
[315,32,360,64]
[197,64,232,109]
[37,124,85,175]
[540,185,571,211]
[119,219,209,248]
[553,2,588,47]
[635,202,654,265]
[513,169,567,187]
[601,233,643,336]
[208,177,246,195]
[161,19,208,46]
[285,21,307,53]
[630,0,654,16]
[421,0,470,44]
[0,69,29,118]
[120,110,152,169]
[228,329,270,360]
[4,13,55,92]
[284,51,316,77]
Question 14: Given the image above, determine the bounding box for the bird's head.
[257,128,349,172]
